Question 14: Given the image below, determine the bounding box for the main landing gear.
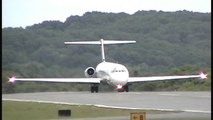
[123,85,129,92]
[90,84,99,93]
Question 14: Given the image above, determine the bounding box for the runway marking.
[158,94,211,98]
[3,98,211,114]
[199,96,211,98]
[158,93,179,96]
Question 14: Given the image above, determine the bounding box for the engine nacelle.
[84,67,96,78]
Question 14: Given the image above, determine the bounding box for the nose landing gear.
[117,85,129,92]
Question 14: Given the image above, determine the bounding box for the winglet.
[199,72,207,79]
[8,76,16,83]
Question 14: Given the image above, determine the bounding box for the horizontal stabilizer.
[64,39,136,62]
[64,39,136,45]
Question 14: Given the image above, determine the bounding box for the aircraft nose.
[110,74,128,85]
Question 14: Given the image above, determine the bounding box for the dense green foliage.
[2,10,211,93]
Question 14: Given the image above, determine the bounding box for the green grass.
[2,100,176,120]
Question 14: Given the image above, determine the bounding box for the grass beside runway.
[2,100,178,120]
[3,100,210,120]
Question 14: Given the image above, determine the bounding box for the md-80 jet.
[9,39,207,92]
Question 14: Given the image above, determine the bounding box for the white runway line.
[158,93,211,98]
[158,93,179,96]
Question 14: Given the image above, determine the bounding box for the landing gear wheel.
[124,85,129,92]
[90,84,99,93]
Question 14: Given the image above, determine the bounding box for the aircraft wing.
[8,77,101,83]
[128,72,207,83]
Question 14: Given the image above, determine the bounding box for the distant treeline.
[2,10,211,93]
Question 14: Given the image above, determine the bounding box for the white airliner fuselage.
[96,62,129,88]
[9,39,207,93]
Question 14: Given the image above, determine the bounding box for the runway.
[2,91,211,120]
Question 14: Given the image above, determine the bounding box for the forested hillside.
[2,10,211,93]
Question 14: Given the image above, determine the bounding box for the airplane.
[8,39,207,93]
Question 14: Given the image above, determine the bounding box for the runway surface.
[3,91,211,120]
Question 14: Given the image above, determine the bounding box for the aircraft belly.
[99,74,128,86]
[109,74,128,86]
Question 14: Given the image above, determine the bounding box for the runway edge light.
[131,112,146,120]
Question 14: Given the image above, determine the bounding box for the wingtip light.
[8,76,16,83]
[199,72,207,80]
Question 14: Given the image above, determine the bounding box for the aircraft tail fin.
[64,39,136,62]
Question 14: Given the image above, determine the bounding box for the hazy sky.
[2,0,211,28]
